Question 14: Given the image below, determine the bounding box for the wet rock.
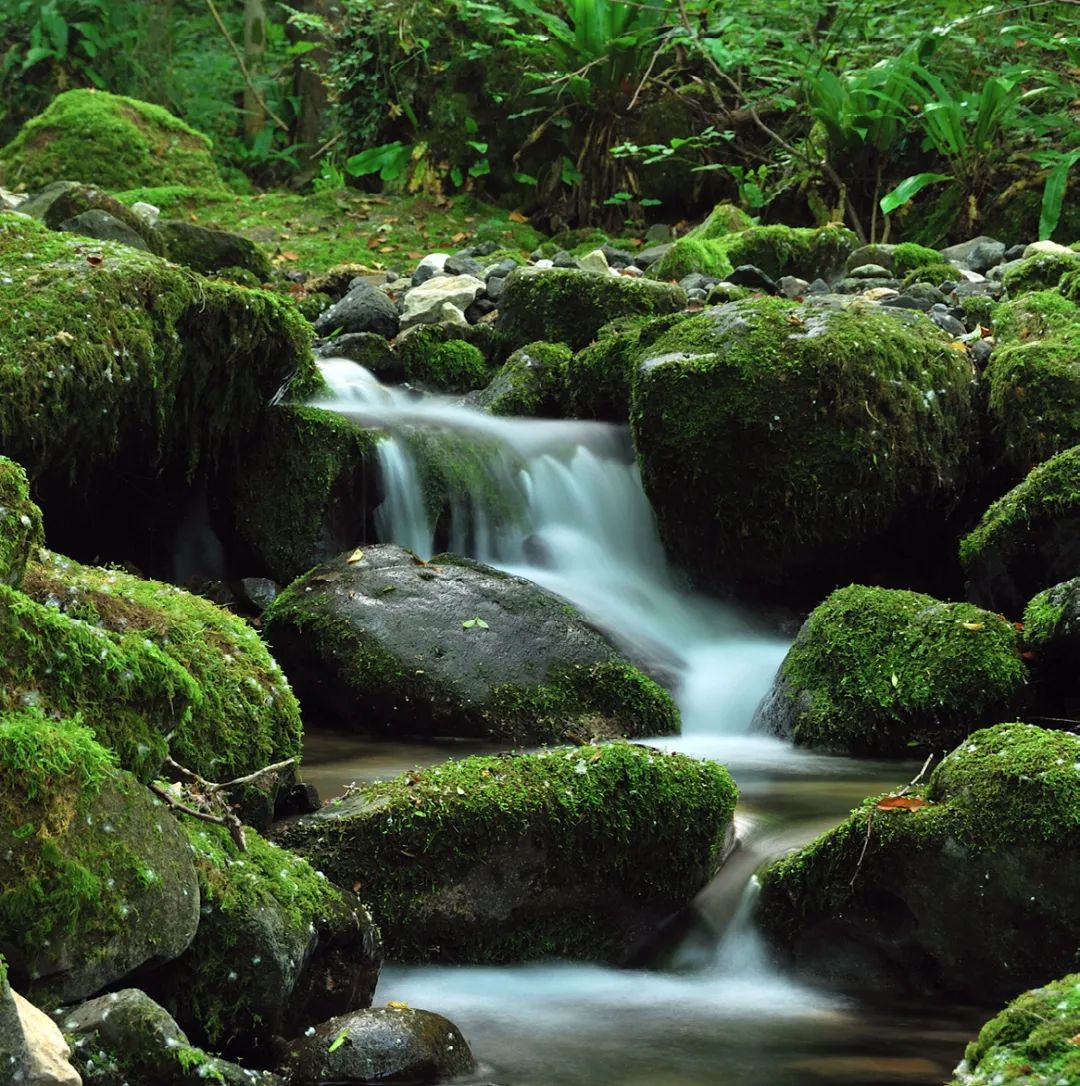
[757,722,1080,1002]
[727,264,777,292]
[285,1007,475,1085]
[845,244,895,273]
[262,545,678,744]
[411,253,449,286]
[153,219,272,280]
[400,275,486,329]
[578,249,610,275]
[475,340,570,417]
[315,281,400,339]
[939,236,1005,274]
[239,577,280,613]
[753,584,1025,756]
[2,985,80,1086]
[444,252,484,278]
[272,742,736,962]
[777,275,810,298]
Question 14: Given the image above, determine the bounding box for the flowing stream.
[300,360,984,1085]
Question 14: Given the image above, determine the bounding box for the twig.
[896,753,935,797]
[628,43,666,111]
[150,780,245,852]
[203,0,289,133]
[165,754,297,793]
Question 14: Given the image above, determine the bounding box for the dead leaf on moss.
[876,795,933,812]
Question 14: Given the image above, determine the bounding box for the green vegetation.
[402,338,490,393]
[274,741,737,962]
[951,975,1080,1086]
[0,457,43,587]
[1002,251,1080,296]
[478,341,571,417]
[771,585,1025,755]
[20,551,302,782]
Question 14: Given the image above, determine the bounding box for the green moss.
[0,89,221,192]
[0,583,197,780]
[649,237,734,281]
[720,223,857,281]
[1023,580,1073,650]
[902,262,959,288]
[20,552,301,782]
[776,585,1025,755]
[992,290,1079,343]
[986,334,1080,474]
[498,267,686,352]
[891,242,943,275]
[478,341,570,417]
[1003,251,1080,296]
[0,457,43,587]
[1061,268,1080,303]
[0,214,315,485]
[686,202,754,240]
[403,338,489,393]
[960,445,1080,571]
[230,404,380,585]
[631,297,976,590]
[167,819,342,1047]
[952,975,1080,1085]
[278,742,736,962]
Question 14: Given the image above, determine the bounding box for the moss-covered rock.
[754,585,1025,755]
[0,457,43,587]
[985,294,1080,477]
[1021,578,1080,717]
[229,404,380,586]
[686,202,755,240]
[0,584,197,781]
[949,974,1080,1086]
[0,214,314,493]
[475,341,570,417]
[960,445,1080,616]
[145,820,381,1058]
[497,267,686,352]
[891,242,943,275]
[402,337,489,393]
[272,742,736,963]
[757,722,1080,1001]
[64,988,284,1086]
[263,545,678,745]
[1002,251,1080,295]
[0,709,200,1004]
[902,262,959,288]
[0,90,222,192]
[285,1007,474,1085]
[564,314,685,421]
[152,219,272,281]
[648,237,735,282]
[631,298,977,594]
[20,551,301,783]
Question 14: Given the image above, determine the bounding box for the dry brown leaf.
[509,210,529,223]
[279,250,300,261]
[876,795,933,811]
[450,231,468,243]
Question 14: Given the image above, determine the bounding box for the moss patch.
[273,742,736,963]
[1003,251,1080,296]
[0,89,221,192]
[891,242,943,275]
[767,585,1025,755]
[0,457,43,587]
[476,341,570,417]
[686,202,755,240]
[649,237,735,281]
[951,974,1080,1085]
[403,338,489,393]
[0,214,314,487]
[21,551,301,782]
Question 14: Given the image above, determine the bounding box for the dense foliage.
[1,1,1077,237]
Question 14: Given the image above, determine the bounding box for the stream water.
[299,360,986,1085]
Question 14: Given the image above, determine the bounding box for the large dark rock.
[145,820,381,1059]
[154,218,272,280]
[0,709,200,1004]
[314,281,400,339]
[262,545,678,744]
[61,989,284,1085]
[757,722,1080,1002]
[631,297,977,597]
[18,180,164,253]
[59,208,151,251]
[285,1007,474,1085]
[754,585,1026,756]
[272,742,737,963]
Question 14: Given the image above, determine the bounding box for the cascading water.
[302,360,970,1085]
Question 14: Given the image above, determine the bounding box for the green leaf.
[1039,153,1080,241]
[468,158,491,178]
[327,1028,349,1053]
[462,617,490,629]
[879,172,953,215]
[345,142,411,182]
[465,140,489,154]
[450,166,464,187]
[512,171,538,186]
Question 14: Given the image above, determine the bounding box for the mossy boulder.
[960,445,1080,616]
[21,551,301,783]
[757,722,1080,1001]
[0,457,43,586]
[152,219,272,281]
[0,709,200,1004]
[403,337,489,393]
[754,585,1025,756]
[497,267,686,352]
[285,1007,474,1085]
[0,89,221,192]
[272,742,737,963]
[63,988,284,1086]
[902,262,958,288]
[228,404,380,586]
[475,341,570,417]
[1002,251,1080,296]
[1022,578,1080,716]
[686,202,755,240]
[949,974,1080,1086]
[0,214,314,505]
[565,314,685,421]
[145,820,381,1059]
[0,584,197,781]
[891,242,943,275]
[985,293,1080,477]
[650,224,856,284]
[263,545,678,745]
[631,298,976,595]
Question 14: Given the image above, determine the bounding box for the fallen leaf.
[407,251,424,259]
[960,621,984,631]
[509,210,529,223]
[386,1000,410,1010]
[1021,649,1037,661]
[86,254,103,267]
[450,231,468,243]
[280,250,300,261]
[891,672,899,688]
[876,795,933,811]
[1013,622,1024,631]
[346,547,365,564]
[53,330,75,345]
[328,1027,350,1053]
[1068,1034,1080,1046]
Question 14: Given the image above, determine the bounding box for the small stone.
[1022,240,1074,259]
[848,262,892,279]
[777,275,810,299]
[130,201,160,226]
[578,249,611,275]
[940,235,1005,273]
[552,250,580,269]
[634,243,673,269]
[411,253,449,287]
[727,264,778,293]
[400,275,485,329]
[445,252,484,277]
